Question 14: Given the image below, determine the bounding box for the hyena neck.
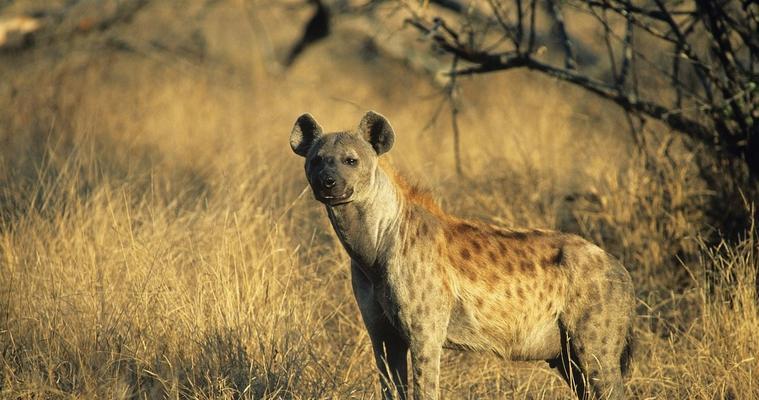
[326,166,403,275]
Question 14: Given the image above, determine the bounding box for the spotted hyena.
[289,111,635,400]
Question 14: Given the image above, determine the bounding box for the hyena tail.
[620,325,634,376]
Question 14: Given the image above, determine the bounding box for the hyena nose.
[323,176,336,188]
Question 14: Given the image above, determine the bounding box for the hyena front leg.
[405,280,450,399]
[409,336,444,400]
[549,324,590,399]
[351,263,409,400]
[372,330,409,400]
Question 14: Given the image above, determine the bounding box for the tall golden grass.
[1,1,757,398]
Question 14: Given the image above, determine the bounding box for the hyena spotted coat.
[289,111,635,400]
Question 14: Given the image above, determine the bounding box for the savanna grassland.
[0,1,757,399]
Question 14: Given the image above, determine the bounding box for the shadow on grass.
[0,123,211,232]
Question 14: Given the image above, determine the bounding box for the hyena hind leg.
[559,307,631,400]
[548,323,589,400]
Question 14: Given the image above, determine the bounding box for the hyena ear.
[357,111,395,155]
[290,113,323,157]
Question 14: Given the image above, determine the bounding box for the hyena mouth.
[318,188,354,206]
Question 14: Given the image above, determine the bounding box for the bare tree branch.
[405,0,758,177]
[449,53,717,146]
[585,0,697,21]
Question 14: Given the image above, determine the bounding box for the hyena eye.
[343,157,358,166]
[310,156,322,167]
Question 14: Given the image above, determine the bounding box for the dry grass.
[0,1,757,399]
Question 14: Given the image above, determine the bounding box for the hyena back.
[289,111,635,400]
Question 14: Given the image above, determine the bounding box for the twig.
[487,0,519,50]
[515,0,524,51]
[584,0,697,21]
[447,56,463,176]
[617,7,633,87]
[546,0,577,69]
[583,4,707,105]
[598,7,618,82]
[527,0,537,53]
[673,40,683,109]
[651,0,715,101]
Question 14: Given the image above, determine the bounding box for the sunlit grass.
[0,1,757,398]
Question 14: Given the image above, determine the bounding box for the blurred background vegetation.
[0,1,756,399]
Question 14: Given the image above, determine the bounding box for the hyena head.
[289,111,395,206]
